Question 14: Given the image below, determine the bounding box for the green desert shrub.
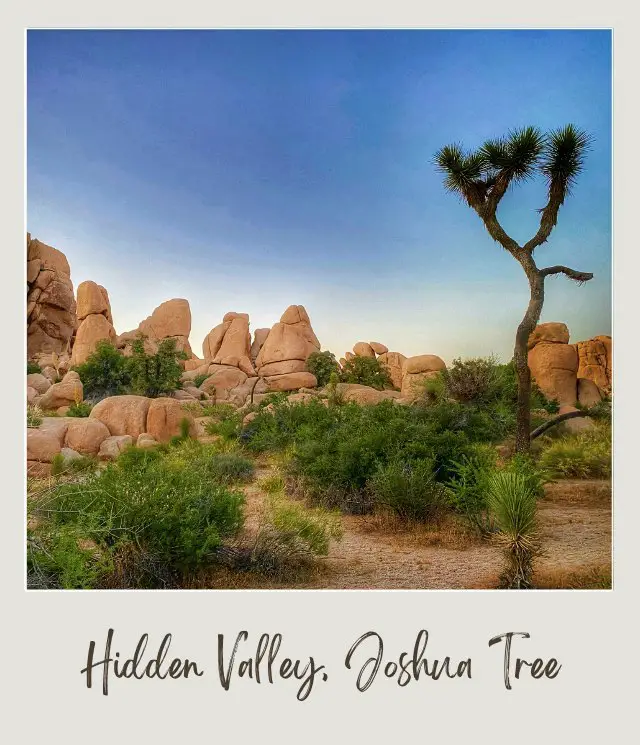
[250,495,342,579]
[539,424,611,479]
[441,356,501,403]
[27,361,42,375]
[27,404,43,428]
[126,335,186,398]
[193,373,209,388]
[486,471,540,589]
[67,401,92,417]
[208,453,255,483]
[204,404,243,441]
[28,442,245,588]
[73,340,130,401]
[306,350,341,387]
[368,458,448,521]
[339,355,393,390]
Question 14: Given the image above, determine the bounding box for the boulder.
[76,280,110,321]
[575,336,612,394]
[203,321,231,361]
[345,352,355,361]
[353,342,376,358]
[250,328,271,362]
[402,355,447,375]
[212,314,255,375]
[377,351,406,390]
[264,371,318,392]
[98,435,134,460]
[577,378,603,408]
[258,359,307,376]
[336,383,401,405]
[27,386,38,405]
[27,429,61,463]
[90,395,151,438]
[136,433,158,449]
[39,417,72,445]
[27,373,51,394]
[70,313,117,366]
[527,322,570,350]
[146,397,196,442]
[200,366,248,397]
[369,342,389,355]
[38,376,83,411]
[278,305,321,349]
[528,342,578,406]
[256,323,310,368]
[64,418,111,455]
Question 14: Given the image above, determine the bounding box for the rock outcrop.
[117,298,192,357]
[71,281,117,366]
[575,336,612,395]
[353,342,376,358]
[89,394,195,442]
[27,234,77,359]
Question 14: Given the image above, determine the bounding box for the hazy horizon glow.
[27,30,612,363]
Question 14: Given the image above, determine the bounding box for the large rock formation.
[117,298,192,357]
[255,305,320,390]
[527,323,612,406]
[27,234,77,359]
[71,281,117,365]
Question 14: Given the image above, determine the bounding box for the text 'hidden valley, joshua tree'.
[435,125,593,452]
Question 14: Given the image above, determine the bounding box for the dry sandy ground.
[203,469,611,590]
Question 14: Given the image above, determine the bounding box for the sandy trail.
[209,467,611,590]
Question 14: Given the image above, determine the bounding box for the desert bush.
[27,404,43,428]
[126,335,186,398]
[249,495,342,579]
[73,340,130,401]
[204,404,243,441]
[486,471,540,589]
[67,401,92,418]
[306,350,341,387]
[208,453,255,483]
[27,361,42,375]
[539,424,611,479]
[193,373,209,388]
[441,356,501,403]
[28,442,245,588]
[340,356,393,390]
[368,458,448,521]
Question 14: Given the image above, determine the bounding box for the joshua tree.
[435,126,593,452]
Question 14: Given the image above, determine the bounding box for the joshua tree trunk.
[513,261,545,453]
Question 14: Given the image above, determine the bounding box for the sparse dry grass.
[534,564,612,589]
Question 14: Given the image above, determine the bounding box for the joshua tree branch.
[523,180,566,253]
[529,409,593,441]
[539,265,594,283]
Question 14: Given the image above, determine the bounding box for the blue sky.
[27,30,611,362]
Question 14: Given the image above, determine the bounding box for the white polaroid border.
[2,2,638,742]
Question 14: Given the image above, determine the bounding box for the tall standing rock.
[378,351,407,390]
[70,281,117,366]
[26,234,77,359]
[575,335,612,395]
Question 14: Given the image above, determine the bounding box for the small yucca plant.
[486,471,540,589]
